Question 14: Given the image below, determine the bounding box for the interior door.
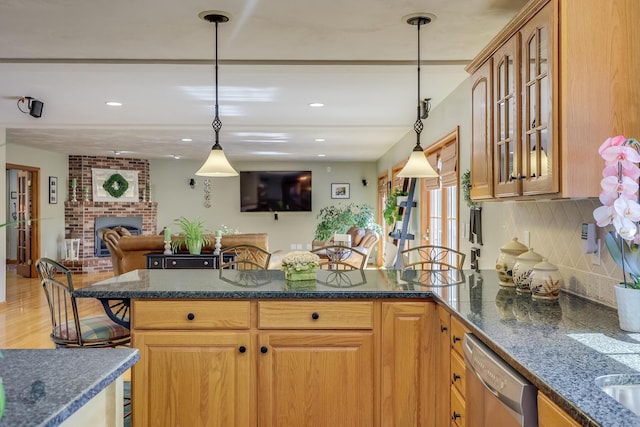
[16,170,33,277]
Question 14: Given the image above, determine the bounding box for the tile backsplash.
[502,199,620,308]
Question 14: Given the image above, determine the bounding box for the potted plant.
[172,216,211,255]
[313,203,382,242]
[593,135,640,331]
[383,188,408,227]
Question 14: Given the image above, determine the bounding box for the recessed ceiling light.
[317,154,326,157]
[105,101,123,107]
[309,102,325,108]
[181,138,192,142]
[315,138,325,142]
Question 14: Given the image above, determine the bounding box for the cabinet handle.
[452,412,461,421]
[238,346,246,353]
[260,346,268,354]
[311,312,320,320]
[453,335,461,343]
[187,313,195,320]
[452,373,461,382]
[440,325,448,332]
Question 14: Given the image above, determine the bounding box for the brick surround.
[64,155,158,273]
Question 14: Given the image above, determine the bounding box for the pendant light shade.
[196,11,238,177]
[397,14,439,179]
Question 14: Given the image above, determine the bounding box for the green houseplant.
[313,203,382,242]
[171,217,211,255]
[383,188,408,227]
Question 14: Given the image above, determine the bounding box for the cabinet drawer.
[450,386,465,427]
[166,256,216,269]
[132,300,250,330]
[450,315,468,357]
[450,350,466,397]
[258,301,373,329]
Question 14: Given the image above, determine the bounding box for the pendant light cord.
[413,20,424,147]
[212,19,222,148]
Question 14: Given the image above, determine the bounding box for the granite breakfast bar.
[73,268,640,427]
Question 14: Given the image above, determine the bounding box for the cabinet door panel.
[470,59,494,200]
[436,305,452,427]
[381,302,435,427]
[257,332,374,427]
[132,331,251,427]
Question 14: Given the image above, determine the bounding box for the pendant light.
[397,14,439,178]
[196,11,238,177]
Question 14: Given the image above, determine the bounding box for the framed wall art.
[48,176,58,204]
[92,168,139,202]
[331,183,350,199]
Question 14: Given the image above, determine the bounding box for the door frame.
[6,163,40,278]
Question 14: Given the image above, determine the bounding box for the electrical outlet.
[296,243,303,250]
[591,238,601,266]
[290,243,296,250]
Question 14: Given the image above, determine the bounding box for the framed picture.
[49,176,58,204]
[331,183,350,199]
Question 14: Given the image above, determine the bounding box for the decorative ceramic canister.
[496,237,528,286]
[513,248,544,294]
[530,258,564,301]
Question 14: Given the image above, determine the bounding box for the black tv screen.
[240,171,312,212]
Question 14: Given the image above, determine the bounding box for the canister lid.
[516,247,544,262]
[500,237,528,254]
[533,258,558,271]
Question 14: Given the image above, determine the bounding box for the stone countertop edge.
[0,348,139,427]
[73,269,639,427]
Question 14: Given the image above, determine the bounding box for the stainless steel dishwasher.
[463,333,538,427]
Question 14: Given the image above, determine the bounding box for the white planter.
[615,284,640,332]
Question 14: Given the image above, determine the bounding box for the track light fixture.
[17,96,44,118]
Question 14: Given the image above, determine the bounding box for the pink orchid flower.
[603,163,640,180]
[601,175,639,197]
[601,145,640,169]
[598,135,626,156]
[613,215,638,240]
[594,204,615,227]
[614,196,640,223]
[599,190,618,207]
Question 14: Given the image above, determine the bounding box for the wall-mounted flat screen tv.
[240,171,312,212]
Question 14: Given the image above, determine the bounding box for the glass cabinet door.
[521,2,556,195]
[493,33,520,197]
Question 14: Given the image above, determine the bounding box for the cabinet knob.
[153,261,159,266]
[452,412,461,421]
[440,325,448,332]
[452,373,461,382]
[453,335,461,343]
[260,346,268,354]
[172,261,177,266]
[238,346,246,353]
[311,312,320,320]
[203,261,209,266]
[187,313,195,320]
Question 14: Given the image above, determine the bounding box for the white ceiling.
[0,0,527,162]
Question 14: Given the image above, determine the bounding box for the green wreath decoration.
[102,173,129,198]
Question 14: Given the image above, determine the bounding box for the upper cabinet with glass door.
[466,0,640,200]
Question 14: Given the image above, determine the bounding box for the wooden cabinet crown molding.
[465,0,551,74]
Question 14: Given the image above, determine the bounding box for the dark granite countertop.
[0,349,139,427]
[74,268,640,426]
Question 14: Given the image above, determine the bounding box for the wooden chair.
[399,245,466,271]
[311,245,368,270]
[220,245,272,270]
[35,257,131,348]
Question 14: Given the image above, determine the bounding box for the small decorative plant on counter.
[172,216,211,255]
[593,135,640,331]
[281,251,320,282]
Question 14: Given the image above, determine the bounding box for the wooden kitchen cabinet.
[131,299,433,427]
[435,305,469,427]
[381,302,435,427]
[467,0,640,199]
[538,392,581,427]
[470,59,494,200]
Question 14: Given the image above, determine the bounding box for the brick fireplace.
[64,155,158,274]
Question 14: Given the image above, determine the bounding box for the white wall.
[6,143,68,260]
[150,159,378,253]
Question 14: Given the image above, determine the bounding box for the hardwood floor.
[0,266,116,348]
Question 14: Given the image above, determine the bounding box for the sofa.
[312,226,380,268]
[101,227,269,275]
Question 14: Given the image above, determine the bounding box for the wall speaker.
[29,99,44,118]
